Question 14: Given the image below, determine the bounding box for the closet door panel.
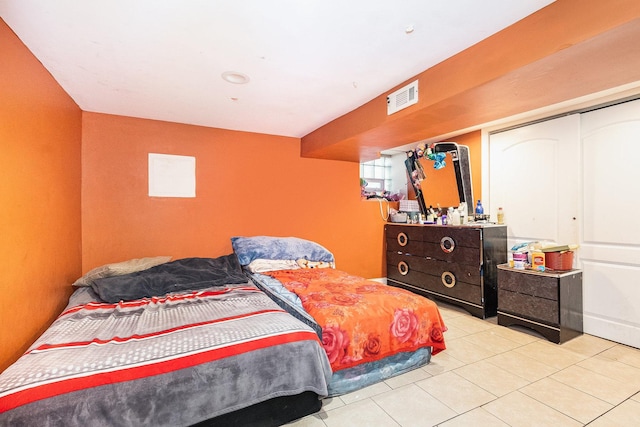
[488,114,580,250]
[580,99,640,348]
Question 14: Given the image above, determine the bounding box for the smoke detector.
[387,80,418,115]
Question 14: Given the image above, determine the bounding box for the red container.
[545,251,574,271]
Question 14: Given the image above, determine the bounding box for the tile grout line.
[305,304,640,427]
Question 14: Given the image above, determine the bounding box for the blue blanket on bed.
[92,255,247,303]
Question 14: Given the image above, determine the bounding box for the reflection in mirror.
[404,142,474,216]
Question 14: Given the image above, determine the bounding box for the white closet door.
[580,99,640,348]
[488,114,581,250]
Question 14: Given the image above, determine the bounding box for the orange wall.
[82,113,389,280]
[0,20,82,372]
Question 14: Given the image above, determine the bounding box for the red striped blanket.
[0,284,332,426]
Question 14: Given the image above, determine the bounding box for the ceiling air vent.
[387,80,418,115]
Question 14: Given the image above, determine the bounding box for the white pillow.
[246,259,300,273]
[72,256,172,287]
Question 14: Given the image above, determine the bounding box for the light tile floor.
[288,302,640,427]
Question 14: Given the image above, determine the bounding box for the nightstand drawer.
[498,289,558,324]
[498,268,558,301]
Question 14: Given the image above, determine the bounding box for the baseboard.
[584,314,640,349]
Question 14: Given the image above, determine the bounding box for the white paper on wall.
[148,153,196,197]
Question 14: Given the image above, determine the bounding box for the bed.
[231,236,447,396]
[0,255,332,427]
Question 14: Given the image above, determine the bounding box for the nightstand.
[497,264,583,344]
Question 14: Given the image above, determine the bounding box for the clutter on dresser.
[389,209,409,223]
[508,241,579,272]
[396,199,421,223]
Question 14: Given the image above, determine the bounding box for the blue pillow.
[231,236,335,266]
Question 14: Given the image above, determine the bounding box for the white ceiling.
[1,0,554,138]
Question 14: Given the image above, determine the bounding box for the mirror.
[404,142,474,216]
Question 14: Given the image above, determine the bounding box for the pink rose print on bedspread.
[363,333,381,357]
[355,284,381,293]
[430,325,444,343]
[286,280,308,291]
[322,325,350,364]
[309,292,326,302]
[302,292,332,309]
[330,293,361,306]
[390,308,419,344]
[323,283,345,293]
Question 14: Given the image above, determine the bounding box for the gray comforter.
[0,284,332,426]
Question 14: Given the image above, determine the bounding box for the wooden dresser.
[497,265,583,343]
[385,223,507,318]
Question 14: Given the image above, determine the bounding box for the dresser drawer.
[423,242,481,265]
[387,252,481,286]
[387,253,482,305]
[423,226,481,264]
[385,224,426,256]
[386,224,482,265]
[388,268,483,305]
[422,226,481,249]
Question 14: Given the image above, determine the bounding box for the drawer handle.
[398,261,409,276]
[397,232,408,247]
[440,236,455,253]
[441,271,456,288]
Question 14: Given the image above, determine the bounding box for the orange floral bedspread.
[264,268,446,372]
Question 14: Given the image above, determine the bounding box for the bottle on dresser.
[475,200,484,221]
[459,202,467,224]
[497,207,505,224]
[450,207,460,225]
